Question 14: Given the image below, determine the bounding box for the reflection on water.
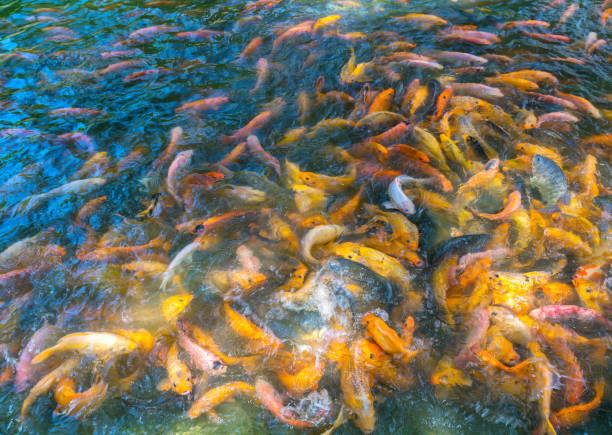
[0,0,611,433]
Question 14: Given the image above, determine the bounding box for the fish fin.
[31,346,56,364]
[588,344,608,366]
[545,418,557,435]
[206,409,222,423]
[149,235,165,249]
[156,378,171,391]
[322,405,347,435]
[381,201,400,211]
[398,349,420,365]
[160,273,171,291]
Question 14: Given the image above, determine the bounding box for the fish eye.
[213,361,222,370]
[173,382,177,387]
[179,298,184,302]
[195,224,204,232]
[586,287,592,293]
[187,377,191,382]
[347,254,352,259]
[370,353,374,359]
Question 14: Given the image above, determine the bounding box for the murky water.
[0,0,611,433]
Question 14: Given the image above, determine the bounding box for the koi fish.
[207,268,267,297]
[221,110,274,144]
[363,313,418,363]
[188,381,256,420]
[77,236,167,262]
[20,358,78,419]
[530,304,612,331]
[32,332,136,364]
[550,379,605,429]
[176,96,228,114]
[471,190,522,220]
[255,378,313,427]
[157,343,192,395]
[167,150,193,201]
[53,377,108,419]
[224,302,282,354]
[162,294,194,323]
[129,25,178,41]
[15,321,57,392]
[301,225,345,264]
[177,329,226,375]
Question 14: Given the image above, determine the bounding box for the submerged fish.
[531,154,568,204]
[32,332,137,363]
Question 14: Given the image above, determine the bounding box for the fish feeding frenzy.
[0,0,611,434]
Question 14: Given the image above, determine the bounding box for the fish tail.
[149,235,168,250]
[160,273,171,291]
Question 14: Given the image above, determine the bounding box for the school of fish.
[1,0,612,433]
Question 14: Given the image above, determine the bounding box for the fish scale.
[531,154,568,205]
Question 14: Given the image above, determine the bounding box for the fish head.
[371,142,389,163]
[162,294,194,321]
[402,316,415,333]
[354,338,387,368]
[175,220,201,234]
[121,329,155,353]
[170,367,193,396]
[362,313,379,328]
[92,177,107,188]
[332,243,361,262]
[210,358,227,375]
[233,270,267,290]
[488,334,520,366]
[532,153,545,168]
[298,171,320,188]
[431,358,472,388]
[301,214,328,228]
[178,150,194,164]
[119,338,138,354]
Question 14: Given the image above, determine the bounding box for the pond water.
[0,0,611,434]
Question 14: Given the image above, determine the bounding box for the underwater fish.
[531,154,568,204]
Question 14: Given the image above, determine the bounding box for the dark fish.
[465,135,489,160]
[430,234,491,266]
[593,195,612,213]
[324,257,397,307]
[531,154,568,205]
[417,78,440,117]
